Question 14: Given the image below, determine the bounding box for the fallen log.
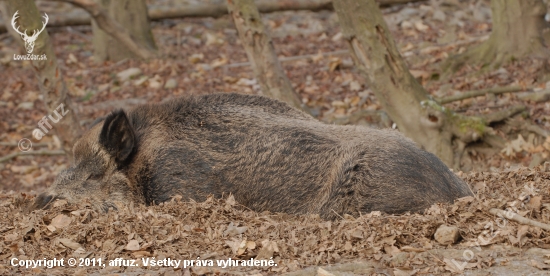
[0,0,426,33]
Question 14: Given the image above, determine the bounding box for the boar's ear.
[99,109,135,164]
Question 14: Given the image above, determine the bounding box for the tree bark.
[3,0,82,160]
[91,0,157,62]
[333,0,487,168]
[445,0,549,72]
[227,0,304,111]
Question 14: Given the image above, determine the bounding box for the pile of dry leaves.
[0,167,549,275]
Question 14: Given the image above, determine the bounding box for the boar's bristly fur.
[35,93,472,219]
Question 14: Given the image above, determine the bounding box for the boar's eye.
[87,172,103,181]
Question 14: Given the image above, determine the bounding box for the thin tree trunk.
[333,0,487,168]
[227,0,304,111]
[3,0,81,160]
[91,0,156,62]
[445,0,549,72]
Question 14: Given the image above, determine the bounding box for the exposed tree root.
[422,100,531,169]
[479,105,526,124]
[506,118,549,137]
[482,133,506,149]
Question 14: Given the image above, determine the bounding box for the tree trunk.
[227,0,304,111]
[445,0,549,72]
[333,0,487,168]
[92,0,156,62]
[3,0,81,160]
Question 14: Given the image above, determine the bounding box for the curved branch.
[52,0,156,60]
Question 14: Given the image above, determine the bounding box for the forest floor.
[1,0,550,275]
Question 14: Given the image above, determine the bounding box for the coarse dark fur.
[34,93,472,219]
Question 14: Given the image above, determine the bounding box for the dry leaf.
[527,196,543,211]
[125,240,140,251]
[50,214,72,229]
[223,222,248,237]
[443,258,465,273]
[317,267,335,276]
[58,238,82,250]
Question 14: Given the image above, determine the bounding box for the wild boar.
[34,93,472,219]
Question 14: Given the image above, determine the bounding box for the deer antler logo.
[11,10,49,54]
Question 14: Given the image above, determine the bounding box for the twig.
[437,86,532,104]
[0,150,66,163]
[65,26,91,42]
[220,49,349,69]
[88,58,129,72]
[0,142,49,147]
[489,208,550,231]
[51,0,156,60]
[479,104,526,124]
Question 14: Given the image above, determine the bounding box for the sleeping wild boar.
[34,93,472,219]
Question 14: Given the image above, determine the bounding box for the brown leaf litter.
[0,167,549,275]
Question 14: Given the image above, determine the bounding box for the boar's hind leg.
[318,160,430,220]
[318,146,469,220]
[317,163,364,220]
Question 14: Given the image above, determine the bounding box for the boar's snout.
[31,109,143,212]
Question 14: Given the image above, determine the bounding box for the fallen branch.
[0,0,426,32]
[221,49,349,69]
[489,208,550,231]
[51,0,156,60]
[0,150,65,163]
[479,104,526,124]
[437,86,531,104]
[0,142,49,147]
